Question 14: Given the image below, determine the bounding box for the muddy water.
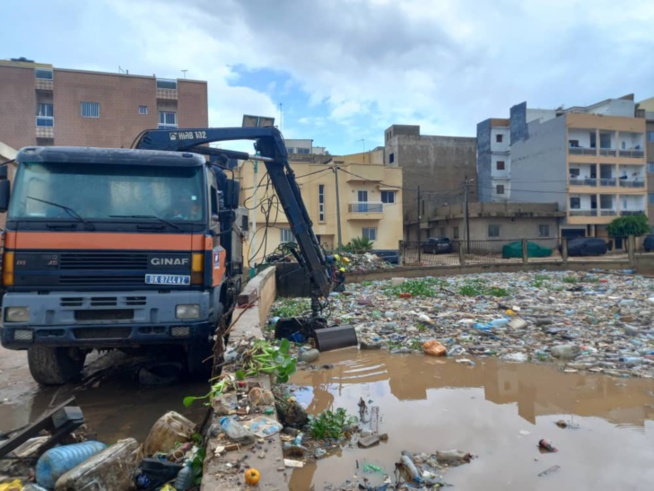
[0,347,208,443]
[289,349,654,490]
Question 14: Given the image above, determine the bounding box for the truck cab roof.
[16,146,206,167]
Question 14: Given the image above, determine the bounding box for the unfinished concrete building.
[383,125,476,241]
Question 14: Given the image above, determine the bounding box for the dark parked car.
[421,237,453,254]
[643,235,654,252]
[564,237,608,257]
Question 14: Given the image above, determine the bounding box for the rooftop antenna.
[181,69,188,79]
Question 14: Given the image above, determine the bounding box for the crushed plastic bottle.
[219,416,254,444]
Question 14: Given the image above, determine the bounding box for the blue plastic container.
[36,440,107,489]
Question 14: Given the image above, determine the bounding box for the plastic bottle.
[174,464,194,491]
[400,452,422,483]
[36,440,107,489]
[490,318,509,328]
[219,416,254,444]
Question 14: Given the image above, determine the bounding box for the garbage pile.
[0,405,203,491]
[325,270,654,378]
[342,253,395,273]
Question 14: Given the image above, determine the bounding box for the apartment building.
[237,147,403,265]
[383,125,476,241]
[636,97,654,227]
[0,58,208,150]
[478,95,647,238]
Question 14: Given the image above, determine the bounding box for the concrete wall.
[647,120,654,229]
[476,120,492,202]
[384,125,476,241]
[0,65,36,149]
[510,116,567,207]
[510,102,529,143]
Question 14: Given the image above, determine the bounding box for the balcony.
[568,147,596,156]
[569,209,598,217]
[599,149,617,157]
[600,209,617,217]
[618,179,645,188]
[621,210,646,216]
[600,178,617,187]
[569,178,597,187]
[348,201,383,220]
[619,149,644,158]
[156,88,178,100]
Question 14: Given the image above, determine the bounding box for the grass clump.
[459,280,509,297]
[271,298,311,317]
[308,407,358,439]
[385,277,445,298]
[562,276,578,284]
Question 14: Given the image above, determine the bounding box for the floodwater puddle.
[288,348,654,490]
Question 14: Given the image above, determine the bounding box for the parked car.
[563,237,608,257]
[643,235,654,252]
[421,237,453,254]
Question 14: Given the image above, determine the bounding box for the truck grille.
[59,275,145,286]
[60,253,148,270]
[73,327,132,339]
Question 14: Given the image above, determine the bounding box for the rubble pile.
[323,270,654,378]
[342,253,395,273]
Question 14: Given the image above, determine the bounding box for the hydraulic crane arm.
[133,127,332,303]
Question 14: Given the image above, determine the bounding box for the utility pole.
[333,165,343,249]
[417,186,422,262]
[464,176,473,253]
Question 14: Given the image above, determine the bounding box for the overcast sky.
[3,0,654,154]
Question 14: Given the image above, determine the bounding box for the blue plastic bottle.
[36,440,107,489]
[174,464,194,491]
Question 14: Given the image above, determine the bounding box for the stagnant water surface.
[288,348,654,490]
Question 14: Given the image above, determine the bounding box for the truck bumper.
[0,290,213,350]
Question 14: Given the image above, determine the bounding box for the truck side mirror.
[0,179,10,213]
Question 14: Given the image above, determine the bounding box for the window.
[158,111,177,129]
[138,105,148,115]
[35,69,53,80]
[488,224,500,238]
[538,224,551,237]
[156,79,177,90]
[648,163,654,174]
[80,101,100,118]
[648,131,654,142]
[389,153,395,164]
[318,184,325,222]
[496,134,503,143]
[649,193,654,205]
[569,140,579,148]
[280,228,295,243]
[362,227,377,241]
[570,197,581,209]
[36,103,53,127]
[590,132,597,148]
[496,161,505,170]
[569,168,580,177]
[381,191,395,203]
[496,184,505,195]
[453,226,459,239]
[297,148,310,154]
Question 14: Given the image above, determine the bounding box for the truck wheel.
[27,346,86,385]
[186,340,214,379]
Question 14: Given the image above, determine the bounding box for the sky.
[3,0,654,155]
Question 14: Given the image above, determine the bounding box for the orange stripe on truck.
[5,231,208,251]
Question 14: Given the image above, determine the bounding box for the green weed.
[385,277,445,297]
[308,407,358,440]
[459,280,509,297]
[562,276,578,284]
[271,298,311,318]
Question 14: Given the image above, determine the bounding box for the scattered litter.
[538,465,561,477]
[538,439,558,453]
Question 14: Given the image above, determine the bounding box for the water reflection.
[293,349,654,427]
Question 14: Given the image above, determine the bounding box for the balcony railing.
[569,209,598,217]
[348,201,383,213]
[599,149,617,157]
[568,147,596,156]
[600,209,617,216]
[620,150,644,158]
[618,180,645,188]
[36,116,54,127]
[620,210,646,216]
[569,178,597,186]
[600,178,617,187]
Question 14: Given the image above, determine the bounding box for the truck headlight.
[5,307,29,323]
[176,304,200,319]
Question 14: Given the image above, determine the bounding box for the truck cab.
[0,146,243,384]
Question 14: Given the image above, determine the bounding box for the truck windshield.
[8,162,205,222]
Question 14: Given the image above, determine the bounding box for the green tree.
[349,236,374,253]
[606,214,649,237]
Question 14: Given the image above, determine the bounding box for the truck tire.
[186,340,213,379]
[27,346,86,385]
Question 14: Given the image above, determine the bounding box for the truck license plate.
[145,274,191,285]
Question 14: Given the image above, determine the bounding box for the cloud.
[6,0,654,154]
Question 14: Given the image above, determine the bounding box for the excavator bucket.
[274,316,357,352]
